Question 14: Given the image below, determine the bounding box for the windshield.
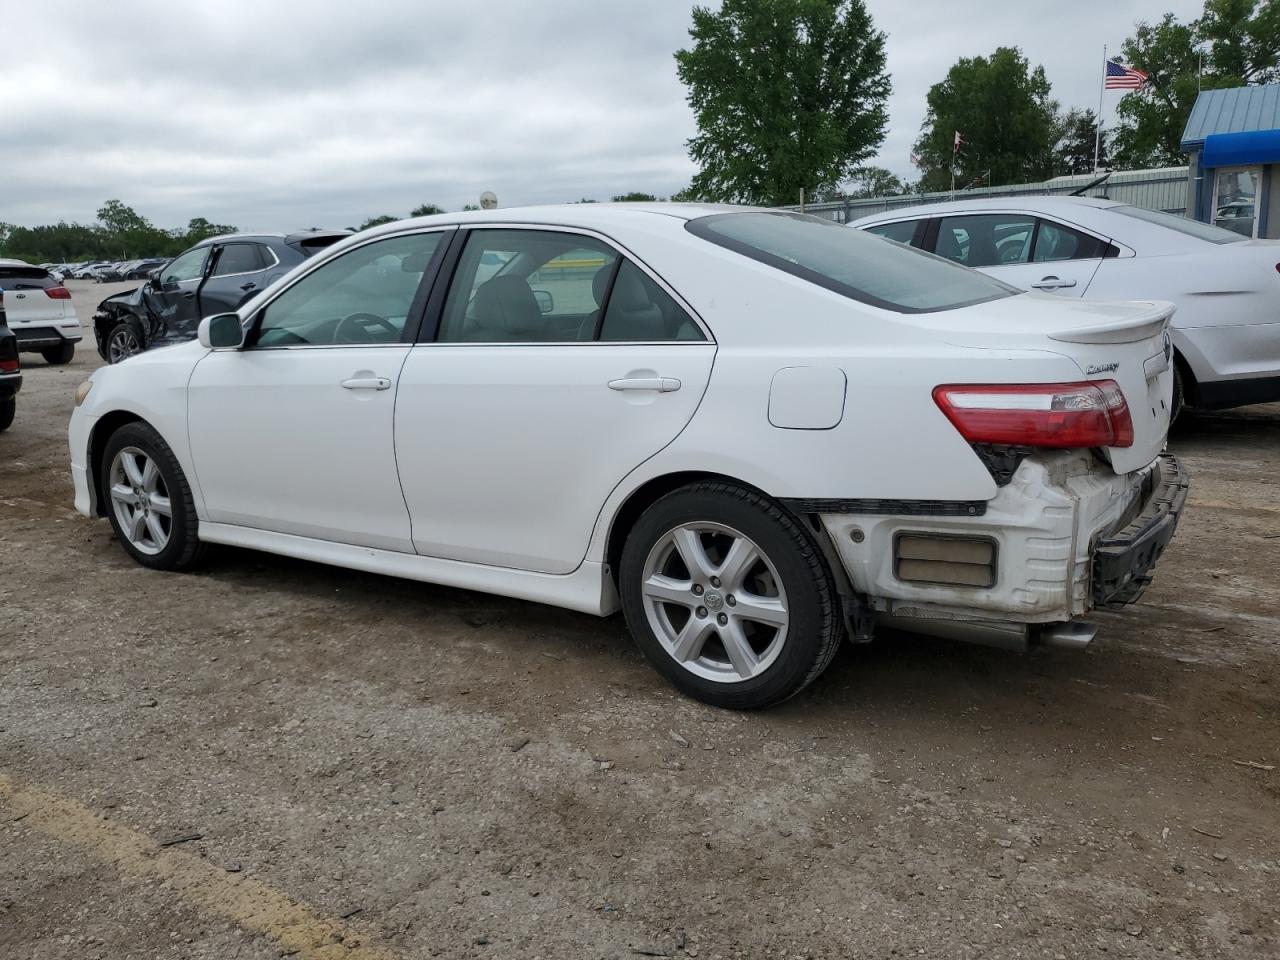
[1110,205,1245,245]
[686,212,1017,313]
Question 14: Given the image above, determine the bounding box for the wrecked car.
[93,231,350,362]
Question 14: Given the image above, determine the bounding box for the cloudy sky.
[2,0,1204,233]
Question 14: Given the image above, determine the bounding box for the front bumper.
[1092,453,1188,607]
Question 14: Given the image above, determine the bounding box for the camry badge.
[1086,362,1119,375]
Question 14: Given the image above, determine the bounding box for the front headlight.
[74,380,93,407]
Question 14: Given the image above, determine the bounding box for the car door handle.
[240,282,257,292]
[341,377,391,391]
[181,291,195,299]
[608,377,681,392]
[1030,276,1077,290]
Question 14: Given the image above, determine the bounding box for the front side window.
[160,247,209,285]
[865,220,920,246]
[688,212,1016,314]
[437,230,618,342]
[935,214,1036,267]
[254,232,443,347]
[211,243,264,277]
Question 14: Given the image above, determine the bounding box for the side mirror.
[198,313,246,349]
[532,289,554,315]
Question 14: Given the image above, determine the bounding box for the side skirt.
[197,522,620,616]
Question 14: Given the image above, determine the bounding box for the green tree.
[845,165,903,198]
[357,215,398,230]
[183,217,237,244]
[1054,108,1108,175]
[913,47,1058,192]
[612,192,659,202]
[410,203,445,216]
[675,0,890,206]
[461,204,480,211]
[1113,2,1280,168]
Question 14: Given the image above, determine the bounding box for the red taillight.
[933,380,1134,449]
[45,285,71,299]
[0,358,18,373]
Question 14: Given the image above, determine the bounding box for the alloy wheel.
[108,326,142,363]
[108,446,172,555]
[640,521,789,683]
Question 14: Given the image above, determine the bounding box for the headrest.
[473,275,543,335]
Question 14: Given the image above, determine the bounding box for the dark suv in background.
[0,293,22,432]
[93,230,350,362]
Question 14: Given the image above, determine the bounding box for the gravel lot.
[2,279,1278,959]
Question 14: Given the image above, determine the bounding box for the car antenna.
[1069,172,1111,197]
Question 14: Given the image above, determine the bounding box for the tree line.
[673,0,1280,204]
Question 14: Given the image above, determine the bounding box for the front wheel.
[100,421,204,570]
[41,341,75,365]
[105,318,145,364]
[619,482,842,709]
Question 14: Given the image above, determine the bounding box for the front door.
[199,241,272,315]
[932,213,1105,298]
[186,229,450,552]
[145,245,210,341]
[395,227,716,575]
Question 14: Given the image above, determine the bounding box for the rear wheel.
[100,421,204,570]
[1170,364,1186,424]
[619,482,842,709]
[0,396,14,432]
[106,318,144,364]
[41,341,75,365]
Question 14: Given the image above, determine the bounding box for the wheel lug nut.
[726,595,736,606]
[692,584,704,596]
[710,576,721,588]
[696,606,708,618]
[717,613,728,626]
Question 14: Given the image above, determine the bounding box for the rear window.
[687,212,1017,313]
[0,266,56,290]
[1110,205,1245,244]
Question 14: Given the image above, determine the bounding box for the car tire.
[619,481,842,710]
[105,318,145,364]
[1170,364,1185,424]
[41,341,75,365]
[100,421,205,571]
[0,396,14,433]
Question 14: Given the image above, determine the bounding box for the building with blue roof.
[1182,84,1280,238]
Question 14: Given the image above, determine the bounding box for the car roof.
[851,195,1125,225]
[356,202,755,240]
[0,258,38,268]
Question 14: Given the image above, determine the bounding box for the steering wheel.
[334,312,398,344]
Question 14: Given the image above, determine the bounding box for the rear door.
[394,226,716,574]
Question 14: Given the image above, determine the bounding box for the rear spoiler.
[284,230,353,248]
[1048,302,1173,344]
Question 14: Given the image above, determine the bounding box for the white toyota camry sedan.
[69,205,1187,709]
[851,196,1280,418]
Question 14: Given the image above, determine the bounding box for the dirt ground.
[2,279,1277,959]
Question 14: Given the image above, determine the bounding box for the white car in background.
[851,196,1280,417]
[0,259,82,364]
[69,205,1185,709]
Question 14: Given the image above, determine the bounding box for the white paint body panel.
[69,203,1176,629]
[851,196,1280,394]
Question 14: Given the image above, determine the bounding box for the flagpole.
[1093,43,1107,173]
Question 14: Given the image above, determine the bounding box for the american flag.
[1105,59,1148,90]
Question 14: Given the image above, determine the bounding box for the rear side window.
[935,214,1037,267]
[687,212,1016,313]
[0,267,56,290]
[1111,204,1245,244]
[599,260,706,341]
[1032,220,1108,262]
[864,220,920,246]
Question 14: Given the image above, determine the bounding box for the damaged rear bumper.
[813,450,1188,649]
